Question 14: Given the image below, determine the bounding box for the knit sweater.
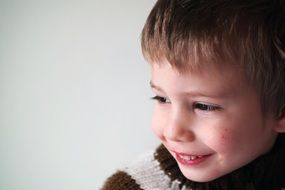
[101,134,285,190]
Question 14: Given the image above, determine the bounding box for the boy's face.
[150,60,278,182]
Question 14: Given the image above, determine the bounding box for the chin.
[179,165,223,183]
[183,174,218,183]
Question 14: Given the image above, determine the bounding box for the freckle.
[221,129,229,140]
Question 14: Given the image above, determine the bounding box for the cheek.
[151,112,165,140]
[208,128,239,153]
[220,128,230,144]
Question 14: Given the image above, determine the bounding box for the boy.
[102,0,285,189]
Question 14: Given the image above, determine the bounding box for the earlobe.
[274,120,285,133]
[274,106,285,133]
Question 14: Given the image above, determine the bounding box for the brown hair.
[141,0,285,115]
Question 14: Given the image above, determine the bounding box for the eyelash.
[151,96,170,104]
[151,96,220,112]
[193,102,220,111]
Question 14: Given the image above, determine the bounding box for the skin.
[150,60,280,182]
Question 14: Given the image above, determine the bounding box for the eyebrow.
[150,80,233,99]
[150,81,165,92]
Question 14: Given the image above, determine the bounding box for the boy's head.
[142,0,285,115]
[142,0,285,182]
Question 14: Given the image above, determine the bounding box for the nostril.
[164,123,195,142]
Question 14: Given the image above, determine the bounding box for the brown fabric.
[154,144,184,182]
[101,170,143,190]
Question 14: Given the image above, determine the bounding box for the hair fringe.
[141,0,285,114]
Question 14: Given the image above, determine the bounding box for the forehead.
[150,60,254,99]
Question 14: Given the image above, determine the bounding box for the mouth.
[174,152,212,166]
[178,154,205,161]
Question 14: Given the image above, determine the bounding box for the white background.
[0,0,159,189]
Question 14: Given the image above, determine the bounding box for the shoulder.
[101,145,188,190]
[100,170,143,190]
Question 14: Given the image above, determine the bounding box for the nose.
[163,108,195,142]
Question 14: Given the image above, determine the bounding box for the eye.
[151,96,171,104]
[194,102,220,111]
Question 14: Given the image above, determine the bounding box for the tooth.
[179,154,204,161]
[179,155,190,160]
[182,155,191,160]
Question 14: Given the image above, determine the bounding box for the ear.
[274,108,285,133]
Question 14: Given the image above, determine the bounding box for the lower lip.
[175,153,212,166]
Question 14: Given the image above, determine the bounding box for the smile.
[174,152,212,166]
[179,154,204,161]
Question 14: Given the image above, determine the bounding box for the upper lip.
[165,144,213,156]
[175,152,208,157]
[171,150,211,157]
